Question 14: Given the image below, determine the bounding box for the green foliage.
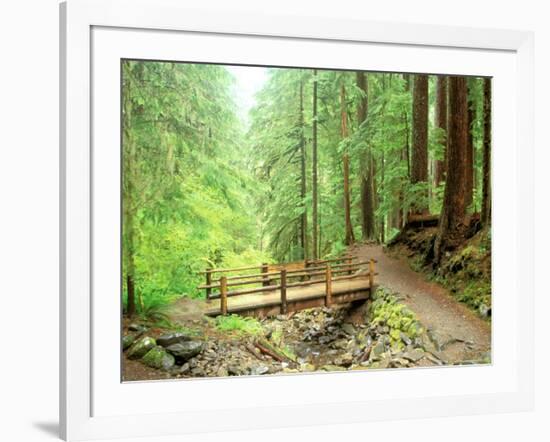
[122,60,490,316]
[215,314,264,335]
[456,281,491,311]
[122,60,272,311]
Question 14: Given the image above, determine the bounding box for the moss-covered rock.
[122,334,136,350]
[368,289,423,349]
[127,336,156,360]
[142,346,176,370]
[156,332,192,348]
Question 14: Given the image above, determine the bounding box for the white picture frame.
[60,0,534,440]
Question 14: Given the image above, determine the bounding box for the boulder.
[128,323,148,334]
[402,348,425,363]
[227,365,246,376]
[142,346,176,370]
[250,365,269,376]
[333,353,353,367]
[372,339,386,358]
[165,341,203,363]
[342,323,356,336]
[157,332,193,348]
[127,336,156,360]
[216,367,229,377]
[400,332,412,346]
[478,304,491,318]
[122,334,136,350]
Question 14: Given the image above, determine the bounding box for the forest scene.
[121,60,492,381]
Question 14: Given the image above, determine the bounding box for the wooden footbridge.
[198,255,377,318]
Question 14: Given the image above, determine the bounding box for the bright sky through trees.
[224,65,268,126]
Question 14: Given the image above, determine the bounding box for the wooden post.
[347,256,353,275]
[261,263,269,286]
[205,268,212,300]
[325,264,332,307]
[280,269,287,314]
[368,259,375,291]
[305,259,311,281]
[220,276,228,315]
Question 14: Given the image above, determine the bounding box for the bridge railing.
[198,255,377,315]
[199,255,358,299]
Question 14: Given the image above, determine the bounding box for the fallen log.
[406,214,440,228]
[254,338,295,364]
[245,343,265,361]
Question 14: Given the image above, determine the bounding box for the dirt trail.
[350,243,491,363]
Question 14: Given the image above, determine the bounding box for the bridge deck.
[204,277,372,317]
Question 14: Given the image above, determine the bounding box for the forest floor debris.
[122,282,489,381]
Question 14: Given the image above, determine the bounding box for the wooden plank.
[204,278,372,316]
[199,266,369,290]
[205,288,372,317]
[268,261,306,273]
[199,277,277,290]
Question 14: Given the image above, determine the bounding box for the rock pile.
[124,330,204,373]
[123,289,487,380]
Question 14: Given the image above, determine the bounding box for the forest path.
[350,243,491,363]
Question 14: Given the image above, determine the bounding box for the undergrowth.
[215,314,264,335]
[391,227,492,319]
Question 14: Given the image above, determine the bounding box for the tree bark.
[434,76,469,263]
[481,78,492,226]
[356,72,376,240]
[122,72,137,317]
[379,150,385,243]
[465,80,475,210]
[343,154,355,245]
[340,81,355,245]
[434,76,448,186]
[411,74,429,214]
[299,77,308,259]
[311,69,319,260]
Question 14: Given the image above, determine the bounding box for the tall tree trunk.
[122,84,137,317]
[379,150,385,243]
[299,77,308,259]
[311,69,319,261]
[434,76,448,186]
[343,154,355,245]
[481,78,492,226]
[434,76,469,263]
[340,82,355,245]
[465,80,475,210]
[411,74,429,214]
[356,71,375,240]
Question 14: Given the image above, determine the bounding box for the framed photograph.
[60,0,534,440]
